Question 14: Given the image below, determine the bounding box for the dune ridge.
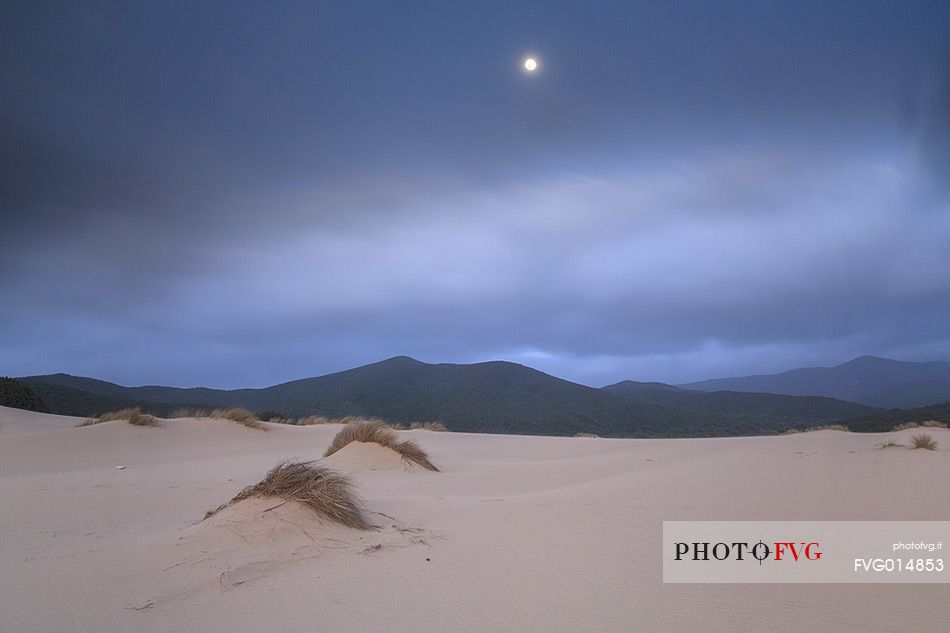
[2,405,950,632]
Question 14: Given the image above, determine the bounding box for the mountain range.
[681,355,950,409]
[16,354,949,437]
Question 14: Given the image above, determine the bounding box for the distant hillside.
[20,359,680,436]
[845,401,950,433]
[681,356,950,408]
[0,377,50,413]
[603,381,876,424]
[18,356,880,437]
[20,380,216,418]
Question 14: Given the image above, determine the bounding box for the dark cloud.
[2,1,949,387]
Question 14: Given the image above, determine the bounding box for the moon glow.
[523,57,538,72]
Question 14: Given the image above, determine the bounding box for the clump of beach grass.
[170,408,209,418]
[203,461,372,529]
[257,410,291,423]
[410,421,447,432]
[209,408,266,430]
[803,424,849,432]
[325,421,439,471]
[892,422,919,432]
[297,415,335,425]
[878,440,903,449]
[294,415,384,426]
[81,407,160,427]
[337,415,388,426]
[99,408,140,422]
[293,414,406,427]
[911,433,938,451]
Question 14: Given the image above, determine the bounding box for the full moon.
[523,57,538,72]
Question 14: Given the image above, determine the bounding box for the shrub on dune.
[297,415,334,425]
[921,420,948,429]
[337,415,388,426]
[295,414,400,427]
[85,407,160,427]
[171,408,210,418]
[324,421,439,471]
[99,407,141,422]
[803,424,849,432]
[204,461,372,529]
[127,410,160,426]
[892,422,919,432]
[409,421,447,432]
[209,408,266,430]
[912,433,938,451]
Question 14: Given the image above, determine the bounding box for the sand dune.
[2,404,949,632]
[325,440,435,472]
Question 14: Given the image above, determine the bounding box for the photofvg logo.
[674,540,822,564]
[663,521,950,583]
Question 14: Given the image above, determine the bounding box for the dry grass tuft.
[803,424,849,432]
[99,407,141,422]
[338,415,388,426]
[879,440,903,448]
[892,422,920,432]
[912,433,938,451]
[127,409,160,426]
[204,461,372,529]
[171,408,210,418]
[209,408,267,430]
[324,421,439,471]
[574,432,600,438]
[409,421,447,432]
[82,407,160,427]
[297,415,334,425]
[294,414,406,427]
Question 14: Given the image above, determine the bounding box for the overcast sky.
[3,1,949,388]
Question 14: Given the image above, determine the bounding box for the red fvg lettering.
[774,542,822,561]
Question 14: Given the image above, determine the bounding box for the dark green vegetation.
[16,356,885,437]
[843,401,950,433]
[0,377,50,413]
[604,381,876,429]
[682,355,950,409]
[19,378,218,419]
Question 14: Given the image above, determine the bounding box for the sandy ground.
[2,404,949,632]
